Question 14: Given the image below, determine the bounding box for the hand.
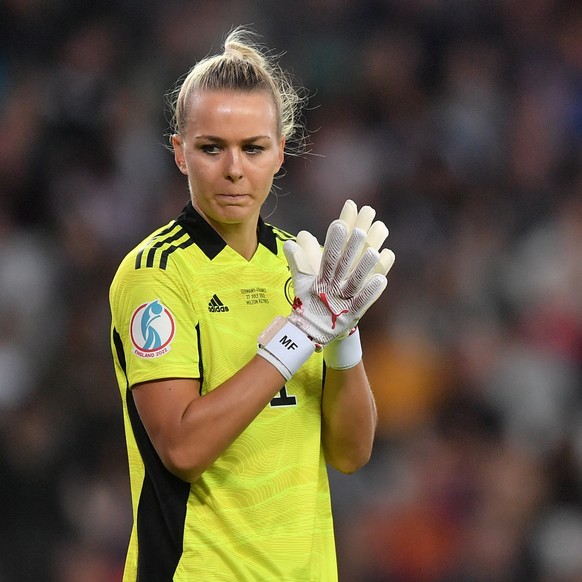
[284,200,395,346]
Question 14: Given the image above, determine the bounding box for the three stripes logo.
[208,294,229,313]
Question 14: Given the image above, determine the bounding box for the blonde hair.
[168,27,309,156]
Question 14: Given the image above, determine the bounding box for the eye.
[200,144,221,155]
[244,144,264,155]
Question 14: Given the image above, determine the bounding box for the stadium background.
[1,0,582,580]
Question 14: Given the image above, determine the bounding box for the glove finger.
[334,226,367,282]
[339,199,358,231]
[341,248,380,296]
[351,274,388,317]
[320,220,349,282]
[355,205,376,233]
[296,230,322,275]
[366,220,388,251]
[373,248,396,276]
[283,239,311,276]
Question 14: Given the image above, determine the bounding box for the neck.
[219,225,258,260]
[203,214,259,260]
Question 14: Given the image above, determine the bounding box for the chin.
[212,204,259,226]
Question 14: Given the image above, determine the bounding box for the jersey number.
[270,386,297,407]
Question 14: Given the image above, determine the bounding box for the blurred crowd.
[1,0,582,580]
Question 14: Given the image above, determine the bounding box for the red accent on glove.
[318,292,349,330]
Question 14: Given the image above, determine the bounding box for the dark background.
[1,0,582,580]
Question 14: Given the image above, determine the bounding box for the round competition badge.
[130,300,175,358]
[284,277,294,306]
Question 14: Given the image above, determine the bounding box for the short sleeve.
[110,260,200,388]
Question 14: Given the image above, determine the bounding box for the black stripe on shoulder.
[145,226,188,268]
[135,224,178,270]
[269,225,296,242]
[259,221,296,255]
[135,224,194,271]
[159,237,196,270]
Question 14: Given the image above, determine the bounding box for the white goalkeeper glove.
[257,200,395,379]
[285,199,394,345]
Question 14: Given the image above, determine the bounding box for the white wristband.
[323,327,363,370]
[257,316,316,380]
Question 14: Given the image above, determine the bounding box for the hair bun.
[225,46,242,58]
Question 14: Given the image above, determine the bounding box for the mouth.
[216,193,248,202]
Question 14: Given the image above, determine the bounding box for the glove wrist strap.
[257,316,316,380]
[323,327,363,370]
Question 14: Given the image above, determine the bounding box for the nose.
[224,148,243,182]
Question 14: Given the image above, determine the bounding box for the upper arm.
[132,377,201,471]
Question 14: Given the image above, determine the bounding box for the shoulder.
[260,222,296,258]
[132,221,198,271]
[267,224,296,242]
[110,220,198,300]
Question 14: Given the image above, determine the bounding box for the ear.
[275,136,285,174]
[172,134,188,175]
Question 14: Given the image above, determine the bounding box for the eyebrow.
[194,135,272,143]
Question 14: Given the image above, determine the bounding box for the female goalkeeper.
[109,26,394,582]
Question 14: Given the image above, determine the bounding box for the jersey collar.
[176,202,278,260]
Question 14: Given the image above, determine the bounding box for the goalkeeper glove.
[257,200,395,379]
[285,199,394,345]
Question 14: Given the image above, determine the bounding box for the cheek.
[249,168,276,191]
[256,155,283,180]
[186,158,217,184]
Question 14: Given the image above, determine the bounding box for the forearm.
[321,361,377,474]
[135,356,286,482]
[136,317,318,483]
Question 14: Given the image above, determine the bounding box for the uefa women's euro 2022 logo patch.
[130,300,175,358]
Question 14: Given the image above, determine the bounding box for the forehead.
[184,90,279,136]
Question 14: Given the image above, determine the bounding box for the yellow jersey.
[110,202,337,581]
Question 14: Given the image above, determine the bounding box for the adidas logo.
[208,294,229,313]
